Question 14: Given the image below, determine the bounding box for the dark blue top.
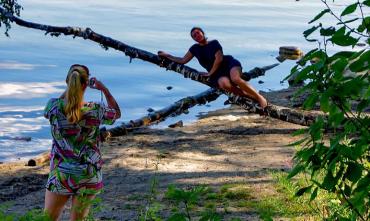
[189,40,225,72]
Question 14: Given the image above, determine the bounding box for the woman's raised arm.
[93,79,121,119]
[158,51,193,64]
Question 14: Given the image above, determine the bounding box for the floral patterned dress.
[44,98,118,195]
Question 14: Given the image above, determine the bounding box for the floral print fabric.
[44,98,118,195]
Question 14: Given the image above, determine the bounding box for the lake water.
[0,0,350,162]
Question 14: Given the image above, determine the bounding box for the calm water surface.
[0,0,345,162]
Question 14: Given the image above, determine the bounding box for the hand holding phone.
[88,78,96,88]
[89,77,106,91]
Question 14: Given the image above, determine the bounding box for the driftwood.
[0,7,329,126]
[107,88,221,137]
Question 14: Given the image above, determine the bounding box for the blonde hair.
[64,64,89,124]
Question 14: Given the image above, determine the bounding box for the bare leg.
[70,193,96,221]
[217,77,247,97]
[229,67,268,109]
[44,189,70,221]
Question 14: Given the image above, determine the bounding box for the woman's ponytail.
[64,65,89,124]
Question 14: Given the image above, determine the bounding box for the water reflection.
[0,60,57,70]
[0,81,64,99]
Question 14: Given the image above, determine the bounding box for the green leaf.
[322,170,337,191]
[297,147,316,161]
[311,49,327,60]
[330,26,358,46]
[349,50,370,72]
[329,112,345,128]
[335,26,346,36]
[292,128,308,136]
[303,25,320,38]
[295,66,313,83]
[338,77,366,97]
[341,3,358,17]
[331,34,359,47]
[284,65,303,83]
[329,51,355,63]
[349,49,366,60]
[295,185,312,196]
[343,184,352,197]
[300,48,319,64]
[320,26,336,36]
[345,162,363,183]
[309,117,325,141]
[338,17,359,25]
[309,9,330,24]
[310,187,318,201]
[287,137,309,147]
[354,175,370,193]
[356,99,369,112]
[288,164,305,179]
[363,0,370,7]
[303,93,319,110]
[331,58,348,81]
[337,18,360,25]
[357,16,370,32]
[320,93,330,112]
[167,213,187,221]
[349,191,367,212]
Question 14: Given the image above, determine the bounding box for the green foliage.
[77,189,105,221]
[0,205,51,221]
[165,185,221,221]
[0,0,23,36]
[288,0,370,220]
[138,177,163,221]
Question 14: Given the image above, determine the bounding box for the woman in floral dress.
[43,64,121,220]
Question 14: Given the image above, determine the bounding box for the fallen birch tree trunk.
[106,88,221,137]
[0,7,328,126]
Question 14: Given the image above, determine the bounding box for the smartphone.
[88,78,95,88]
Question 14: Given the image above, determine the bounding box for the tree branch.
[105,88,221,138]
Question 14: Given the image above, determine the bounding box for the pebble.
[27,159,37,167]
[168,120,183,128]
[10,136,32,142]
[356,42,366,47]
[166,86,173,90]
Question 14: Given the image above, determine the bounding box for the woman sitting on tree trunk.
[158,27,267,109]
[43,64,121,220]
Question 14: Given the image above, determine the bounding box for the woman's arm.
[101,87,121,119]
[207,50,223,76]
[93,79,121,119]
[158,51,193,64]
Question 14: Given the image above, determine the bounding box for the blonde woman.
[43,64,121,220]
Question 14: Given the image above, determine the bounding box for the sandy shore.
[0,88,306,220]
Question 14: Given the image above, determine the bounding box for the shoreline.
[0,87,306,220]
